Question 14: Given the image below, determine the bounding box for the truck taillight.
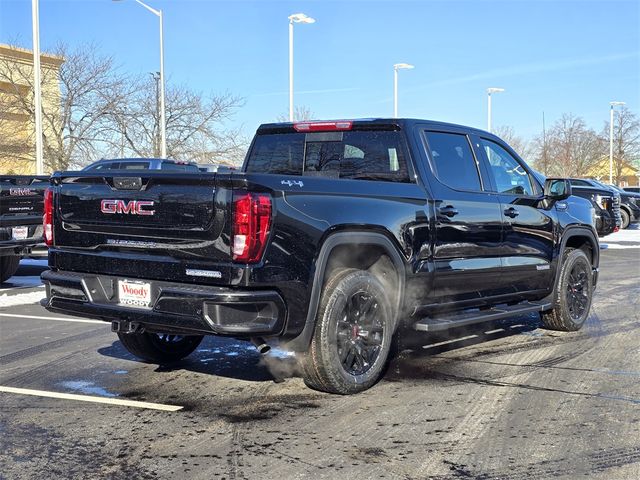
[232,192,272,263]
[43,187,54,246]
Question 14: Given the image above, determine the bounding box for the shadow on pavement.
[97,313,542,385]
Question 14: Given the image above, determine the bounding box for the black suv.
[42,119,599,394]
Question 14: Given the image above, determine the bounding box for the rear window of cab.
[245,130,411,183]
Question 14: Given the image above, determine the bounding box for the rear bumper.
[0,225,44,256]
[41,269,287,337]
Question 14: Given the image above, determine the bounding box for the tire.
[0,255,20,283]
[117,331,204,363]
[541,248,593,331]
[620,208,630,229]
[302,268,395,394]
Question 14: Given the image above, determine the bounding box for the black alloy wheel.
[566,261,590,321]
[337,290,385,376]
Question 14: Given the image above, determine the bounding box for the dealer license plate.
[118,279,152,308]
[12,226,28,240]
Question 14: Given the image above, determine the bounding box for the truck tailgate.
[51,172,236,283]
[0,176,48,220]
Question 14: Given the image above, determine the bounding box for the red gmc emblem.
[100,199,155,216]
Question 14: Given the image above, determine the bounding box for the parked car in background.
[82,158,200,172]
[568,179,621,235]
[570,178,636,229]
[0,175,48,282]
[606,184,640,229]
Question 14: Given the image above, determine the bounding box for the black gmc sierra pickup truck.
[42,119,599,394]
[1,175,48,283]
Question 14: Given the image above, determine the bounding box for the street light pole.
[486,87,504,133]
[393,63,414,118]
[158,7,166,158]
[609,101,626,184]
[288,13,315,122]
[31,0,44,175]
[114,0,166,157]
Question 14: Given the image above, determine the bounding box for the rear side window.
[423,132,482,191]
[245,130,411,182]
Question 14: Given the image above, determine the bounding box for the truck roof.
[257,118,495,137]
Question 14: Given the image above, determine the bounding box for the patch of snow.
[0,290,46,308]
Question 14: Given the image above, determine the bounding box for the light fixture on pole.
[288,13,315,122]
[31,0,44,175]
[486,87,505,133]
[393,63,414,118]
[114,0,166,158]
[609,101,626,184]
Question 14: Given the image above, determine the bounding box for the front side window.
[423,131,482,191]
[481,139,535,195]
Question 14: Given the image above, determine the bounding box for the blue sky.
[1,0,639,140]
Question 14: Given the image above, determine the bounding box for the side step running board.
[413,301,552,332]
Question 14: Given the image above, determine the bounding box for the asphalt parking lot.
[1,228,639,480]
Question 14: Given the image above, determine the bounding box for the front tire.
[117,332,203,363]
[302,269,394,394]
[620,209,630,229]
[541,248,593,331]
[0,255,20,283]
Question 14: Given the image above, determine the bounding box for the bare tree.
[492,125,531,162]
[531,114,602,178]
[1,42,248,171]
[0,43,131,171]
[104,76,247,166]
[276,105,314,123]
[601,106,640,184]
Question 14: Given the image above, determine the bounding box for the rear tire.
[620,209,630,229]
[541,248,593,331]
[117,332,203,363]
[0,255,20,283]
[302,268,394,394]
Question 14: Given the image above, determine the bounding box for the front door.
[475,136,555,295]
[420,129,504,305]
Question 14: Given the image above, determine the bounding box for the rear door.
[419,128,504,304]
[475,136,555,294]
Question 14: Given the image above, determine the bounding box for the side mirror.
[544,178,572,201]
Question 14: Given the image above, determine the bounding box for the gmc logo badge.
[101,199,155,216]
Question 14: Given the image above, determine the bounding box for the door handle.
[439,205,459,217]
[504,207,520,218]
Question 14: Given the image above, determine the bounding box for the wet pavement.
[0,245,639,479]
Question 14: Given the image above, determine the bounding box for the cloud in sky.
[414,51,640,91]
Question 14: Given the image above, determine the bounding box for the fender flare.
[284,231,406,352]
[549,226,599,304]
